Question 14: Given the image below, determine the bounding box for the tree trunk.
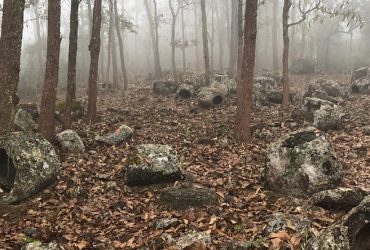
[236,0,243,79]
[228,0,238,77]
[86,0,93,38]
[282,0,291,108]
[200,0,211,85]
[114,0,129,91]
[64,0,80,129]
[0,0,25,135]
[272,0,279,70]
[169,0,178,83]
[38,0,61,141]
[33,0,43,94]
[210,1,215,72]
[194,6,200,70]
[109,0,119,89]
[106,14,112,83]
[299,0,307,58]
[217,3,224,71]
[181,6,186,72]
[143,0,162,78]
[87,0,103,122]
[234,0,258,142]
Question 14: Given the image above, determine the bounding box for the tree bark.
[87,0,103,122]
[114,0,129,91]
[0,0,25,135]
[169,0,179,83]
[33,0,43,94]
[64,0,80,129]
[194,5,200,70]
[143,0,162,78]
[38,0,61,141]
[234,0,258,142]
[200,0,211,85]
[217,3,224,71]
[228,0,238,77]
[181,6,186,72]
[272,0,279,70]
[236,0,243,79]
[282,0,291,108]
[86,0,93,38]
[109,0,119,89]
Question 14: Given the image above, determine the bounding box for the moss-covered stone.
[95,124,133,145]
[0,132,60,204]
[125,144,183,186]
[265,128,342,197]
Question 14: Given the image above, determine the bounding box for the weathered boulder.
[311,188,366,210]
[0,132,60,204]
[153,218,180,230]
[290,58,315,74]
[213,73,228,82]
[17,103,39,119]
[351,67,369,83]
[98,82,113,93]
[362,125,370,135]
[56,130,85,152]
[265,128,343,197]
[22,242,61,250]
[176,83,195,100]
[95,124,133,145]
[159,183,218,209]
[264,212,311,236]
[55,99,86,120]
[153,80,178,95]
[125,144,183,185]
[210,81,229,96]
[351,77,370,94]
[197,87,225,108]
[307,196,370,250]
[254,76,278,91]
[304,79,348,103]
[14,109,37,132]
[255,90,295,106]
[173,231,211,250]
[302,97,346,131]
[225,79,238,94]
[257,69,283,84]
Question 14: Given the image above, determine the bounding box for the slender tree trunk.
[106,16,112,83]
[87,0,103,122]
[200,0,210,84]
[181,6,186,72]
[143,0,162,78]
[217,3,224,71]
[194,6,200,70]
[87,0,93,38]
[225,1,231,53]
[114,0,129,91]
[169,0,178,83]
[299,0,307,58]
[0,0,25,135]
[236,0,243,78]
[210,1,215,72]
[64,0,80,129]
[282,0,291,108]
[228,0,238,77]
[33,0,43,94]
[38,0,61,141]
[234,0,258,142]
[272,0,279,70]
[109,0,119,89]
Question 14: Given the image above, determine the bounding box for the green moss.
[126,155,143,166]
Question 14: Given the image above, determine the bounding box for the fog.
[14,0,370,96]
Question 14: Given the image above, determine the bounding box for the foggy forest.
[0,0,370,249]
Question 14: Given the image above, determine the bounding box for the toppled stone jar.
[0,132,60,204]
[265,127,343,197]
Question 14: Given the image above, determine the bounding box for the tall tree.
[144,0,162,78]
[200,0,211,84]
[272,0,279,70]
[282,0,291,107]
[109,0,119,89]
[64,0,81,129]
[87,0,103,122]
[236,0,243,78]
[38,0,61,141]
[0,0,26,135]
[169,0,181,83]
[228,0,238,77]
[234,0,258,142]
[114,0,129,91]
[32,0,44,93]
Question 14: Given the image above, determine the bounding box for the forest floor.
[0,74,369,249]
